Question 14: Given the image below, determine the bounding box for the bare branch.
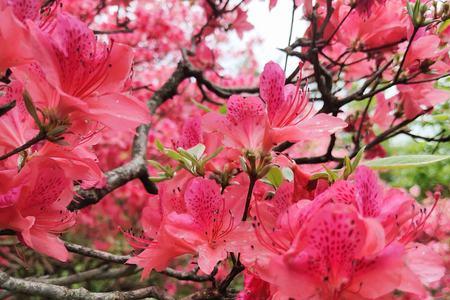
[218,261,244,294]
[0,271,174,300]
[93,28,134,35]
[0,100,16,117]
[399,130,450,142]
[65,241,129,263]
[180,289,224,300]
[64,241,216,282]
[160,267,217,283]
[68,124,155,211]
[31,265,137,286]
[394,27,418,82]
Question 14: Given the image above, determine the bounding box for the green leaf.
[323,165,339,182]
[432,114,449,122]
[148,160,167,172]
[438,19,450,34]
[281,167,294,182]
[155,139,165,152]
[166,149,183,161]
[23,91,42,129]
[265,167,283,188]
[343,156,352,179]
[406,1,413,16]
[240,157,248,173]
[352,146,366,170]
[186,143,206,160]
[310,172,330,181]
[190,99,211,112]
[149,176,170,183]
[218,104,227,115]
[363,155,450,169]
[177,148,198,162]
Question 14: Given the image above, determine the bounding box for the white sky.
[219,1,308,75]
[246,0,306,72]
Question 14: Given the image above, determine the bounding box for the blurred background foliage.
[381,101,450,199]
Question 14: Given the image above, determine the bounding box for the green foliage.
[363,154,449,169]
[375,102,450,199]
[381,140,450,199]
[264,166,284,188]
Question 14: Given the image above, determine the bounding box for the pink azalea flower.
[187,43,216,71]
[0,80,104,187]
[0,80,37,152]
[203,94,266,151]
[0,0,35,72]
[397,83,449,119]
[259,61,346,149]
[176,116,203,149]
[332,1,408,51]
[15,12,150,132]
[125,170,198,277]
[232,8,253,39]
[402,34,449,76]
[356,0,387,16]
[246,166,444,299]
[204,61,346,152]
[315,166,431,244]
[256,202,394,299]
[175,115,240,173]
[373,93,397,130]
[0,158,75,261]
[236,271,271,300]
[127,175,252,276]
[164,177,250,273]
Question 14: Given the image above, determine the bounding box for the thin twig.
[284,1,297,72]
[0,131,46,161]
[64,241,216,282]
[0,100,16,117]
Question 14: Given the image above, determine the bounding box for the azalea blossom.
[245,166,444,299]
[0,158,75,261]
[14,11,150,133]
[0,80,103,187]
[127,175,253,276]
[0,0,35,72]
[0,0,448,298]
[204,61,346,152]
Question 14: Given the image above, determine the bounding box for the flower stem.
[241,173,257,221]
[0,131,46,161]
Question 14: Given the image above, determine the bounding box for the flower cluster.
[126,61,445,299]
[0,0,149,260]
[0,0,448,299]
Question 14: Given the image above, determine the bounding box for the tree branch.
[0,270,173,300]
[69,62,192,211]
[64,241,216,282]
[399,130,450,142]
[0,100,16,117]
[68,124,155,211]
[31,265,137,286]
